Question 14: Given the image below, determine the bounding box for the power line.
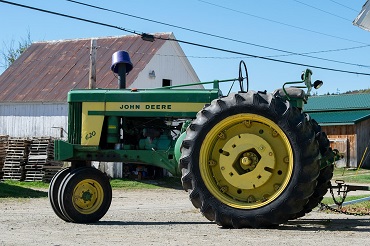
[288,44,370,55]
[64,0,322,57]
[293,0,352,21]
[19,42,370,64]
[65,0,370,69]
[197,0,367,45]
[329,0,359,12]
[0,0,142,35]
[156,35,370,76]
[1,0,370,76]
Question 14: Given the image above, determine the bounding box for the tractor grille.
[68,102,82,144]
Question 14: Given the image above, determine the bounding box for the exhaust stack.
[111,50,133,89]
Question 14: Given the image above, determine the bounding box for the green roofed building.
[305,93,370,169]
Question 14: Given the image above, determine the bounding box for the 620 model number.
[85,131,96,140]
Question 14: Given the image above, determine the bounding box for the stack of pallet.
[0,135,9,179]
[2,138,31,181]
[25,137,62,182]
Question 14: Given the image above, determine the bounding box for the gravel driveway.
[1,188,370,246]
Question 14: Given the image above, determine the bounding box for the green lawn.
[0,181,48,198]
[333,167,370,183]
[319,167,370,213]
[0,177,182,198]
[110,177,182,190]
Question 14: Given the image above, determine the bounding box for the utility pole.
[89,39,97,89]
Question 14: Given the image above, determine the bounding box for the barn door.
[328,138,348,168]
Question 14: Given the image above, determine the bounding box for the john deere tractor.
[49,50,336,228]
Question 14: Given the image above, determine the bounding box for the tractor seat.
[273,87,307,102]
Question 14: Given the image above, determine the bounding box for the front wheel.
[180,91,320,228]
[58,167,112,223]
[48,167,72,222]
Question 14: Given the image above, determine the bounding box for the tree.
[0,31,32,71]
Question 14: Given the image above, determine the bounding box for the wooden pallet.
[0,135,8,179]
[42,169,61,182]
[2,138,30,181]
[2,172,24,181]
[25,164,44,170]
[2,166,24,172]
[24,137,62,182]
[0,136,62,182]
[25,171,45,182]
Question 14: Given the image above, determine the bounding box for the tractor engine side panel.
[67,88,220,147]
[56,87,221,175]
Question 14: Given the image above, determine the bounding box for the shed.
[0,32,201,138]
[305,94,370,168]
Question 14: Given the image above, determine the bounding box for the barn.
[0,32,201,138]
[0,32,202,179]
[305,94,370,169]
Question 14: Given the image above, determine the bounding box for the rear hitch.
[329,180,370,208]
[331,180,370,195]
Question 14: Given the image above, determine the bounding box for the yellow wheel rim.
[72,179,104,214]
[200,113,293,209]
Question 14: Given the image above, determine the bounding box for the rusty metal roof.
[0,33,171,102]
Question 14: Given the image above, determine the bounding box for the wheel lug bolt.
[220,186,228,193]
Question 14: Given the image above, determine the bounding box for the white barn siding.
[0,103,68,138]
[131,40,201,89]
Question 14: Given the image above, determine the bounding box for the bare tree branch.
[0,30,32,71]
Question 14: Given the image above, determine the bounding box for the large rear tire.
[292,118,334,218]
[179,91,320,228]
[58,167,112,223]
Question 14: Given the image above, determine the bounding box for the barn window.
[162,79,171,87]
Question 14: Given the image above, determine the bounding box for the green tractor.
[49,50,336,228]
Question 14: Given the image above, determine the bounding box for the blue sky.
[0,0,369,95]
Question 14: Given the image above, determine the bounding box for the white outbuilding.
[0,32,201,138]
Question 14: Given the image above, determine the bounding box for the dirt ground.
[1,188,370,246]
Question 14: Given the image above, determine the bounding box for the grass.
[0,181,48,198]
[320,167,370,213]
[2,180,49,189]
[322,194,370,206]
[321,195,370,214]
[0,176,182,199]
[332,167,370,183]
[110,177,182,190]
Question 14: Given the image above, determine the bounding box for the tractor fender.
[174,131,187,164]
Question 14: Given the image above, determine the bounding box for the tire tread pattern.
[179,91,320,228]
